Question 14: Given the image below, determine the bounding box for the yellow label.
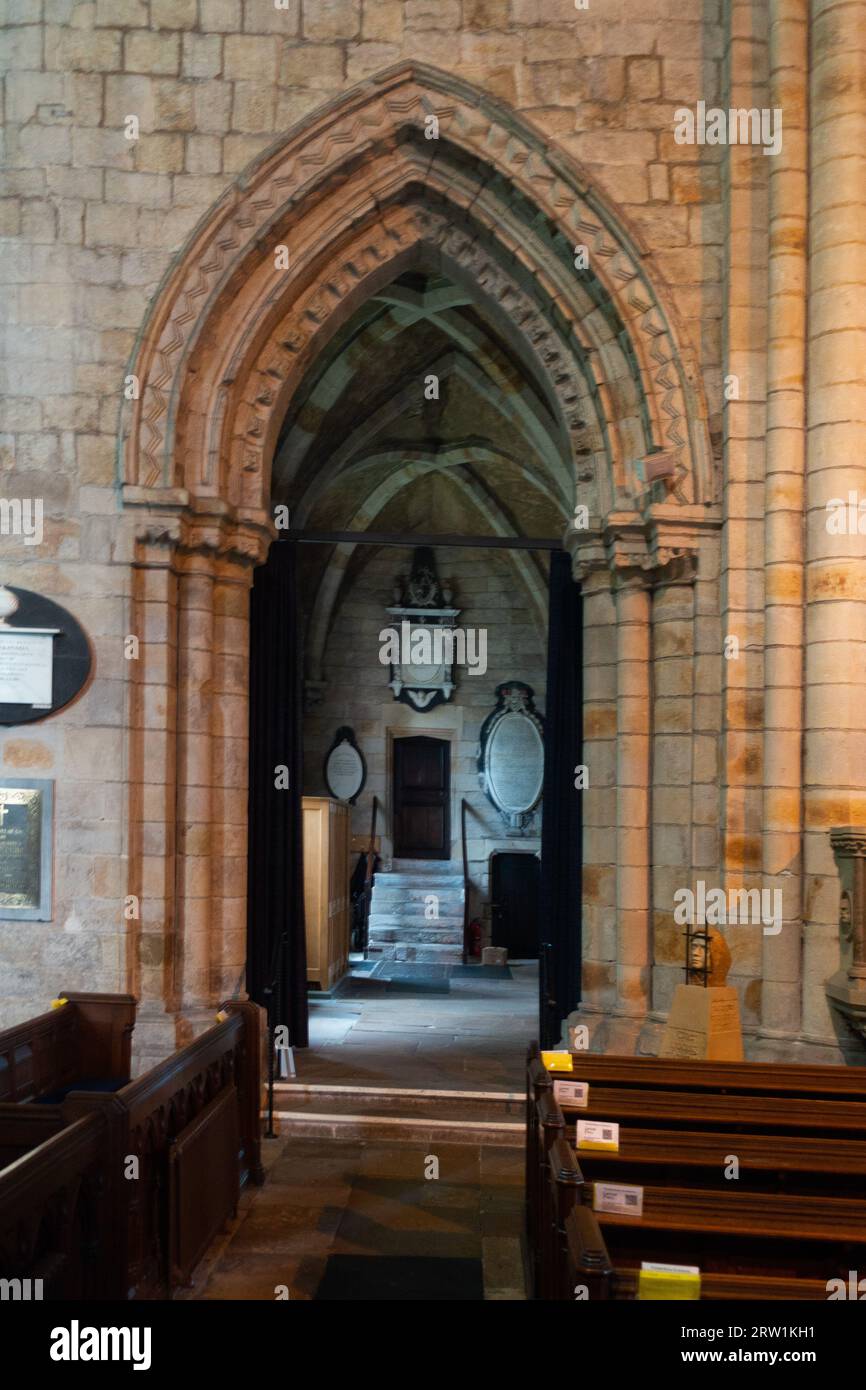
[50,997,68,1009]
[541,1050,573,1072]
[637,1269,701,1301]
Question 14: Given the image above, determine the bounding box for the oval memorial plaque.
[487,710,544,816]
[324,727,366,804]
[478,681,545,829]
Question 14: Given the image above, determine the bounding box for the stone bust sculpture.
[687,926,732,988]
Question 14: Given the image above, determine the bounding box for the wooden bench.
[564,1205,833,1302]
[0,999,264,1300]
[0,992,136,1103]
[546,1132,866,1300]
[545,1048,866,1100]
[527,1043,866,1300]
[0,1110,114,1299]
[0,1105,65,1168]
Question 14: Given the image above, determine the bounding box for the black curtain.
[539,550,583,1046]
[247,539,309,1047]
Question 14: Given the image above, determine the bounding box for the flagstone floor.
[297,958,539,1092]
[183,962,536,1300]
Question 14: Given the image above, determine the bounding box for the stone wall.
[1,0,863,1063]
[302,543,547,928]
[0,0,724,1030]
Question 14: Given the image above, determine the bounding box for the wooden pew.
[526,1042,866,1160]
[0,992,136,1103]
[527,1044,866,1300]
[0,999,264,1300]
[564,1206,833,1302]
[564,1123,866,1198]
[551,1143,866,1299]
[545,1090,866,1239]
[0,1105,65,1168]
[551,1049,866,1099]
[0,1110,115,1300]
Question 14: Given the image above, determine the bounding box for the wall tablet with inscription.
[0,585,92,725]
[478,682,545,831]
[324,727,366,805]
[0,778,54,920]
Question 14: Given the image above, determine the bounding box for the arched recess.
[119,63,713,1047]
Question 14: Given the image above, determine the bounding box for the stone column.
[610,556,652,1048]
[760,0,809,1052]
[803,0,866,1047]
[174,557,216,1038]
[721,0,770,1024]
[127,520,183,1068]
[210,556,255,1004]
[125,504,269,1064]
[647,555,697,1027]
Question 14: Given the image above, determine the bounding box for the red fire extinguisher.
[469,918,482,959]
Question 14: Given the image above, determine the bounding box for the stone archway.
[119,62,712,1053]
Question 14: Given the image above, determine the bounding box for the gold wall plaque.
[0,779,53,920]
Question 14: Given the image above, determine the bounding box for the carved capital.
[566,529,606,585]
[830,827,866,860]
[604,512,653,589]
[126,487,273,572]
[651,546,699,585]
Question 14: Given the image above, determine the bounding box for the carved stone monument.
[383,548,460,713]
[827,827,866,1043]
[659,923,744,1060]
[477,681,544,832]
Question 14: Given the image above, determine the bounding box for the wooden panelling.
[303,796,350,991]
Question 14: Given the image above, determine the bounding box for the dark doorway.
[392,736,450,860]
[247,539,308,1047]
[491,853,540,959]
[539,549,583,1046]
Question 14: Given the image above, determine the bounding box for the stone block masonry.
[1,0,863,1068]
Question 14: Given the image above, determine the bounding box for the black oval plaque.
[0,585,93,725]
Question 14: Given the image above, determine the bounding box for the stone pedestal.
[659,985,744,1061]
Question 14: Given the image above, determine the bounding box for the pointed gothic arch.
[122,61,712,528]
[120,63,714,1047]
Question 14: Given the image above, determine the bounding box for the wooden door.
[392,736,450,860]
[491,853,540,959]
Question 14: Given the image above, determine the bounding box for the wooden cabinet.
[302,796,350,992]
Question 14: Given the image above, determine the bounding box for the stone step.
[270,1082,524,1147]
[390,859,462,874]
[393,942,465,963]
[367,926,464,945]
[371,887,464,905]
[373,872,465,890]
[367,912,465,929]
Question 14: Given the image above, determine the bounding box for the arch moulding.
[118,64,715,1052]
